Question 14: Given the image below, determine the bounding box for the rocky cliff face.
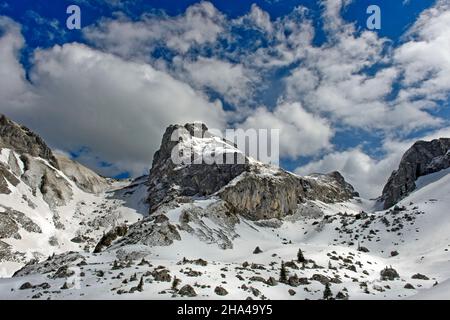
[147,123,249,212]
[0,114,58,168]
[55,153,110,194]
[147,123,357,221]
[382,138,450,209]
[0,115,142,274]
[219,169,358,221]
[0,115,109,202]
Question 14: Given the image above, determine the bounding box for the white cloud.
[173,56,257,107]
[2,0,450,179]
[395,0,450,104]
[0,40,227,176]
[282,0,447,134]
[241,102,333,158]
[84,1,225,59]
[0,16,34,107]
[244,4,273,33]
[241,6,315,69]
[296,147,402,199]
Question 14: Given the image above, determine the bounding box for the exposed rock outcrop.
[147,123,357,220]
[0,162,20,194]
[0,206,42,239]
[20,154,73,208]
[381,138,450,209]
[0,114,58,168]
[218,169,357,220]
[110,215,181,248]
[55,153,110,194]
[147,123,248,213]
[94,225,128,253]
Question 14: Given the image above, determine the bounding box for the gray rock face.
[0,115,75,206]
[382,138,450,209]
[20,154,73,208]
[0,114,58,168]
[110,214,181,248]
[93,225,128,253]
[101,123,358,251]
[0,206,42,239]
[147,123,249,213]
[177,201,240,249]
[55,153,110,193]
[12,251,85,277]
[0,162,20,194]
[0,240,24,264]
[219,169,357,220]
[148,123,357,220]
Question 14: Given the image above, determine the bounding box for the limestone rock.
[55,153,110,193]
[382,138,450,209]
[0,114,58,168]
[147,123,248,213]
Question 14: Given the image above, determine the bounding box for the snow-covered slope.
[0,154,448,300]
[0,117,449,300]
[0,147,146,277]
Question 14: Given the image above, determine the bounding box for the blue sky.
[0,0,449,197]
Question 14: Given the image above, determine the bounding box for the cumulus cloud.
[0,16,34,107]
[84,1,225,59]
[283,0,447,133]
[1,0,450,179]
[395,0,450,104]
[172,56,257,107]
[0,35,227,176]
[296,147,402,199]
[241,102,333,158]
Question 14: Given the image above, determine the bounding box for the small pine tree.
[323,283,333,300]
[328,260,332,269]
[171,276,181,290]
[297,249,305,263]
[279,261,288,283]
[137,276,144,292]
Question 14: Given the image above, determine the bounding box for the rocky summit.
[0,115,58,168]
[148,122,358,220]
[1,116,450,300]
[381,138,450,209]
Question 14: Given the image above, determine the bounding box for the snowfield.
[0,148,145,277]
[0,167,449,300]
[1,127,450,300]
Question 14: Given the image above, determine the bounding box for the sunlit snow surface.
[1,148,449,299]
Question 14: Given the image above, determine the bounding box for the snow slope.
[0,166,448,300]
[0,148,146,277]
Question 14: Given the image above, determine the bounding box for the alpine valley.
[0,114,449,300]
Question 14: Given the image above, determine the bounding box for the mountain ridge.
[0,115,450,300]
